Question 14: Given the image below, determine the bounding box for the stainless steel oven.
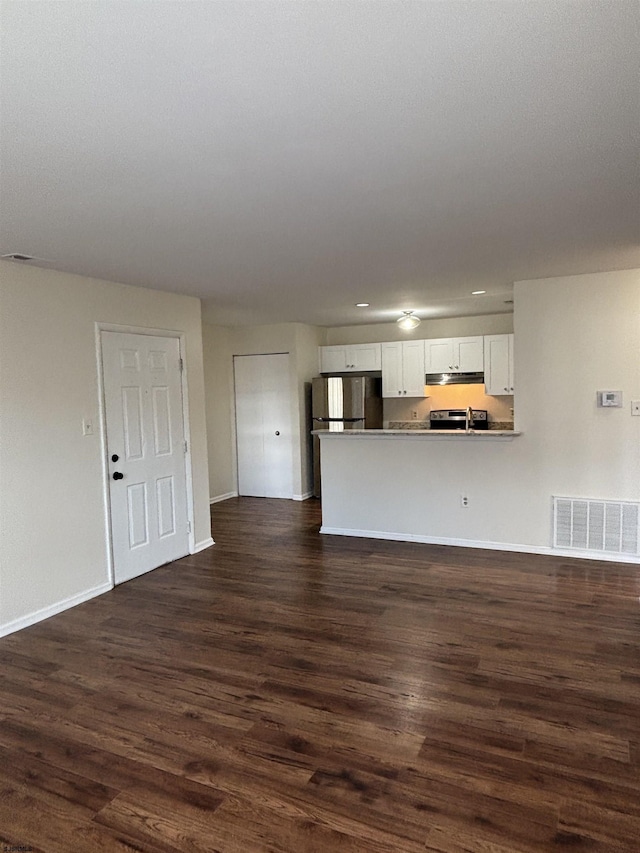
[430,409,488,430]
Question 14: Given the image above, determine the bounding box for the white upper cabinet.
[320,346,350,374]
[484,334,514,395]
[381,340,426,398]
[319,343,381,373]
[424,336,484,373]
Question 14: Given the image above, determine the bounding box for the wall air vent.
[553,497,639,556]
[1,253,35,261]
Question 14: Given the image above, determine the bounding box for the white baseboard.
[319,527,640,565]
[211,491,313,503]
[209,491,238,505]
[0,581,113,639]
[191,537,215,554]
[533,546,639,564]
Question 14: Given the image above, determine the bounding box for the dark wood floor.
[1,498,639,851]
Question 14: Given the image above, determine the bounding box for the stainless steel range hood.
[425,371,485,386]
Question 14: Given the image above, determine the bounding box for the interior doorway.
[234,353,293,498]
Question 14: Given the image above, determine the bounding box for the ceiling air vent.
[553,497,639,556]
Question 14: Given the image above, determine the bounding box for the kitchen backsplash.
[388,420,514,430]
[384,383,514,428]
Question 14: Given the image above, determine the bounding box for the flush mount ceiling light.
[356,302,370,307]
[397,310,421,331]
[471,290,486,295]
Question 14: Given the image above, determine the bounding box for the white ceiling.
[1,1,638,327]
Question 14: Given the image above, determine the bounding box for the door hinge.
[184,440,188,454]
[187,520,191,534]
[179,357,184,373]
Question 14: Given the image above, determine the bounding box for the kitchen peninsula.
[315,426,525,553]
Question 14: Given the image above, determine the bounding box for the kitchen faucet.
[465,406,473,433]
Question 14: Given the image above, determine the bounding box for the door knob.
[113,471,124,480]
[275,431,280,436]
[111,454,119,462]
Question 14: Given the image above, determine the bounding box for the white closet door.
[234,354,293,498]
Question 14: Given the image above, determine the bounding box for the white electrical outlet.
[411,410,418,420]
[632,400,640,416]
[460,494,469,507]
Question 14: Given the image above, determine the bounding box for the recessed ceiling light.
[356,303,370,307]
[471,290,486,295]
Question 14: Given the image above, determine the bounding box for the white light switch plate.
[82,418,94,436]
[632,401,640,416]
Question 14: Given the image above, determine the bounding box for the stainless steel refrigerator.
[312,375,382,497]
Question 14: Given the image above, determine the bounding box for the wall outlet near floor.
[460,494,469,507]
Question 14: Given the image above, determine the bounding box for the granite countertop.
[313,428,520,438]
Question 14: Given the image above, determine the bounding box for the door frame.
[95,323,196,587]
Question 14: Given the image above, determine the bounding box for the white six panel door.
[101,332,189,584]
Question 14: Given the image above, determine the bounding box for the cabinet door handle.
[504,387,509,392]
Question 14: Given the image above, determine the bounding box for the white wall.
[320,269,640,559]
[0,261,211,633]
[202,324,235,502]
[514,269,639,503]
[326,312,513,345]
[202,321,326,503]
